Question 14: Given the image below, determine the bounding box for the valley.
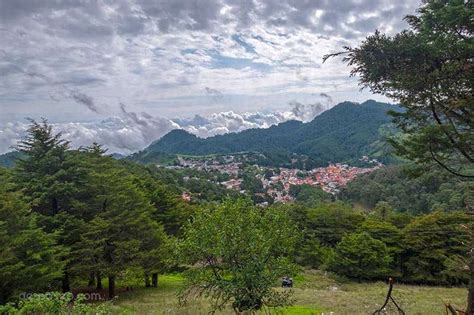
[166,153,382,203]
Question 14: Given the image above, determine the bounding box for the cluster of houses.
[310,163,380,194]
[171,154,382,203]
[260,163,380,199]
[173,155,241,176]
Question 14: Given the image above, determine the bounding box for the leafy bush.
[0,292,110,315]
[326,232,392,282]
[178,198,299,312]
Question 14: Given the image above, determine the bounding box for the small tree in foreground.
[179,198,299,313]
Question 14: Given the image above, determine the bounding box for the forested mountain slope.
[340,165,473,213]
[133,100,400,166]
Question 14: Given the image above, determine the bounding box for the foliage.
[178,198,299,312]
[289,184,331,205]
[285,201,470,285]
[240,170,264,194]
[0,171,65,304]
[146,166,239,203]
[341,165,472,213]
[326,232,392,282]
[0,151,24,168]
[2,120,175,301]
[72,158,170,294]
[358,218,403,276]
[402,211,470,284]
[327,0,473,177]
[132,100,399,167]
[14,119,88,217]
[301,202,365,247]
[0,292,110,315]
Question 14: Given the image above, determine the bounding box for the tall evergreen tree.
[326,0,473,177]
[13,120,89,292]
[0,169,64,303]
[15,119,85,216]
[76,164,163,298]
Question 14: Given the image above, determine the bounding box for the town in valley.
[165,153,382,203]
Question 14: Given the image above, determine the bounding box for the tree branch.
[429,97,474,163]
[428,142,474,178]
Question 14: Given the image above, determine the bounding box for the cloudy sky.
[0,0,420,154]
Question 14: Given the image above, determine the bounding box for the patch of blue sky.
[180,47,271,71]
[252,35,277,46]
[231,34,256,54]
[151,47,166,56]
[208,52,271,71]
[181,48,198,55]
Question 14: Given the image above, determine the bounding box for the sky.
[0,0,421,154]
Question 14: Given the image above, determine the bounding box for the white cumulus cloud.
[0,99,332,155]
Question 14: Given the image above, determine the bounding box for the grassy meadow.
[107,270,467,315]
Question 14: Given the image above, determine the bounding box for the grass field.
[107,270,467,315]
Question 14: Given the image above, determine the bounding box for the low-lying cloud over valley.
[0,99,331,155]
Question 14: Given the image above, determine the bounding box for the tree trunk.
[467,244,474,314]
[96,272,103,290]
[152,273,158,288]
[52,197,59,215]
[108,275,115,299]
[88,273,95,287]
[62,271,71,292]
[358,258,362,283]
[144,272,151,288]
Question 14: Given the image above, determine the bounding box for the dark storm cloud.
[70,91,99,113]
[319,92,333,103]
[205,86,225,103]
[289,101,326,121]
[0,56,102,113]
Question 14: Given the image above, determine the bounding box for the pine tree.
[139,223,170,288]
[15,119,84,216]
[13,120,89,292]
[326,1,473,177]
[76,164,162,298]
[0,169,64,303]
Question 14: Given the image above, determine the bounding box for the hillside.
[340,165,473,213]
[0,151,24,168]
[0,151,125,168]
[132,100,401,166]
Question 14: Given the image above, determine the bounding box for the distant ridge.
[0,151,24,168]
[131,100,401,166]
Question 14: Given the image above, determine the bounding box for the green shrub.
[0,292,110,315]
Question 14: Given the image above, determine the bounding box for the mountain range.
[0,100,401,169]
[130,100,401,167]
